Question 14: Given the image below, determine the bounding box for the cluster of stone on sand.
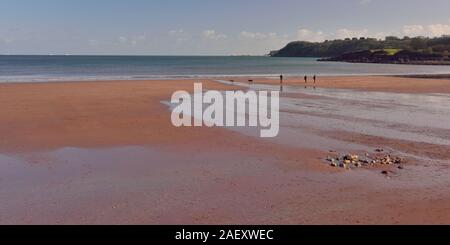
[326,149,405,175]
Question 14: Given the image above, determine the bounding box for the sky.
[1,0,449,55]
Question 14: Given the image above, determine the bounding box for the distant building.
[385,36,400,41]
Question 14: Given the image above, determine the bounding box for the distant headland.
[270,36,450,65]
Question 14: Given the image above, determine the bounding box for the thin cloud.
[239,31,279,40]
[168,29,191,43]
[297,29,326,42]
[402,22,450,37]
[202,30,227,40]
[117,35,146,45]
[294,28,369,42]
[335,28,369,39]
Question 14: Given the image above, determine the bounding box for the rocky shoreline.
[319,50,450,66]
[394,74,450,79]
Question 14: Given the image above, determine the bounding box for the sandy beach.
[1,76,450,224]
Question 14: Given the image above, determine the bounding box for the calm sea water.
[1,55,449,82]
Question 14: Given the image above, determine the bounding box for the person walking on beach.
[304,75,308,83]
[313,75,316,84]
[280,74,284,84]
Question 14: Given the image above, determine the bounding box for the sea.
[1,55,449,83]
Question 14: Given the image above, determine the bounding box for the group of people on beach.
[279,75,316,84]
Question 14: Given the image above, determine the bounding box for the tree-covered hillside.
[270,36,450,58]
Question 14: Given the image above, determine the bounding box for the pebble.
[324,151,406,172]
[344,154,359,161]
[393,157,402,164]
[326,156,336,162]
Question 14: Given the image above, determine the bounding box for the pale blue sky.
[1,0,449,55]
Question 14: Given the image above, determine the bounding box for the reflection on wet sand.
[216,80,450,162]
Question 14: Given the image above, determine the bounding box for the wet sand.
[1,77,450,224]
[230,75,450,93]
